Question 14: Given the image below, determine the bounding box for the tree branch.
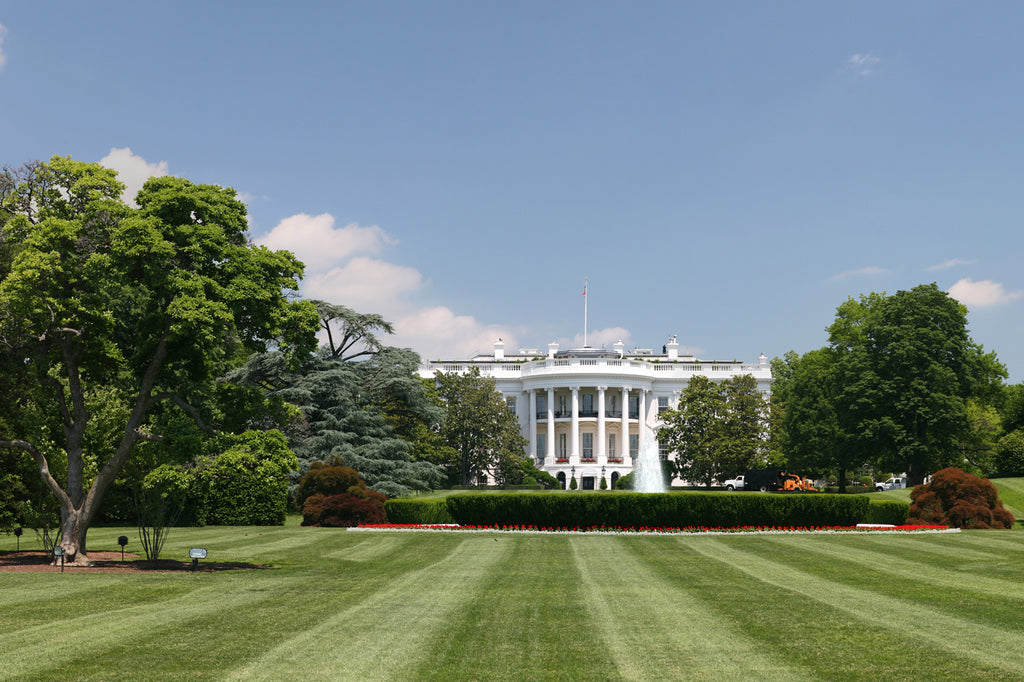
[0,439,73,508]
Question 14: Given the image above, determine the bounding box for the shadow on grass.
[0,550,271,573]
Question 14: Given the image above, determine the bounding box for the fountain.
[633,430,666,493]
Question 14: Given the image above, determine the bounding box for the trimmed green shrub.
[203,430,296,526]
[864,499,909,525]
[385,498,455,524]
[908,467,1014,529]
[444,492,870,529]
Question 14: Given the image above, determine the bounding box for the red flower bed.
[354,523,951,534]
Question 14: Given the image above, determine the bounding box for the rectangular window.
[629,434,639,457]
[629,396,640,419]
[536,394,547,417]
[608,434,616,457]
[582,432,593,459]
[582,393,594,416]
[537,433,547,458]
[658,396,669,414]
[506,396,517,414]
[559,433,567,458]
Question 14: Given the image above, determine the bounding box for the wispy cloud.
[831,265,886,281]
[256,212,525,360]
[0,23,9,70]
[847,53,880,76]
[948,278,1023,309]
[927,258,977,271]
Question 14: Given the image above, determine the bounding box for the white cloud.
[99,147,168,206]
[260,211,520,361]
[304,256,423,317]
[0,23,8,69]
[256,214,396,273]
[563,327,634,350]
[831,265,886,280]
[948,278,1023,308]
[393,307,520,360]
[847,53,880,76]
[927,258,977,271]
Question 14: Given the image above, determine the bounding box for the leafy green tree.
[779,347,864,491]
[227,341,445,497]
[433,368,530,486]
[658,375,767,487]
[659,376,725,487]
[828,284,1005,484]
[0,157,317,564]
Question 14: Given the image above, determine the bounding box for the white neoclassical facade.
[419,337,772,489]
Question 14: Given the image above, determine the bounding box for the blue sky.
[2,2,1022,380]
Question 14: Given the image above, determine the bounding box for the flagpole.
[583,277,588,347]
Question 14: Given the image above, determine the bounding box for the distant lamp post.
[118,536,129,561]
[13,527,22,551]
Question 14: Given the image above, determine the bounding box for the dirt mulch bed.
[0,550,269,573]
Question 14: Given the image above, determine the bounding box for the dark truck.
[740,469,787,492]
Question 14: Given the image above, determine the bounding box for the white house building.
[419,337,772,489]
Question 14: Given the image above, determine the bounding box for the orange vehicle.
[781,473,817,492]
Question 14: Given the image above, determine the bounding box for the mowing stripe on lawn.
[766,535,1023,600]
[0,574,304,679]
[410,534,619,680]
[570,535,810,681]
[690,538,1024,677]
[223,535,510,681]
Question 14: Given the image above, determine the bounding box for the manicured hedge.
[444,492,871,529]
[384,498,455,524]
[864,499,910,525]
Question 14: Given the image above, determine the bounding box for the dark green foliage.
[203,430,297,526]
[658,374,768,486]
[434,368,530,486]
[864,500,910,525]
[908,467,1015,529]
[296,461,386,527]
[227,345,445,498]
[778,285,1007,490]
[444,492,870,529]
[384,498,455,524]
[615,472,634,490]
[995,430,1024,477]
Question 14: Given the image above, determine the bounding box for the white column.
[546,387,555,466]
[597,386,607,464]
[621,386,630,466]
[639,389,648,450]
[529,389,537,461]
[571,386,580,464]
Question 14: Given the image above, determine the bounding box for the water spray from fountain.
[633,430,667,493]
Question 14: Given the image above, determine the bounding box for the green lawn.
[3,524,1024,681]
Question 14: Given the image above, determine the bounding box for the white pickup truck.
[875,476,905,491]
[723,475,745,491]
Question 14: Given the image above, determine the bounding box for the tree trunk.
[58,504,94,566]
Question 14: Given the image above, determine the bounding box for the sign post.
[188,547,207,572]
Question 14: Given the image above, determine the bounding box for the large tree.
[829,284,1004,484]
[658,374,768,487]
[0,157,317,564]
[433,368,529,486]
[225,304,446,497]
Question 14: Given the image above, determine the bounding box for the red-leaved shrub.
[296,461,388,527]
[907,467,1015,529]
